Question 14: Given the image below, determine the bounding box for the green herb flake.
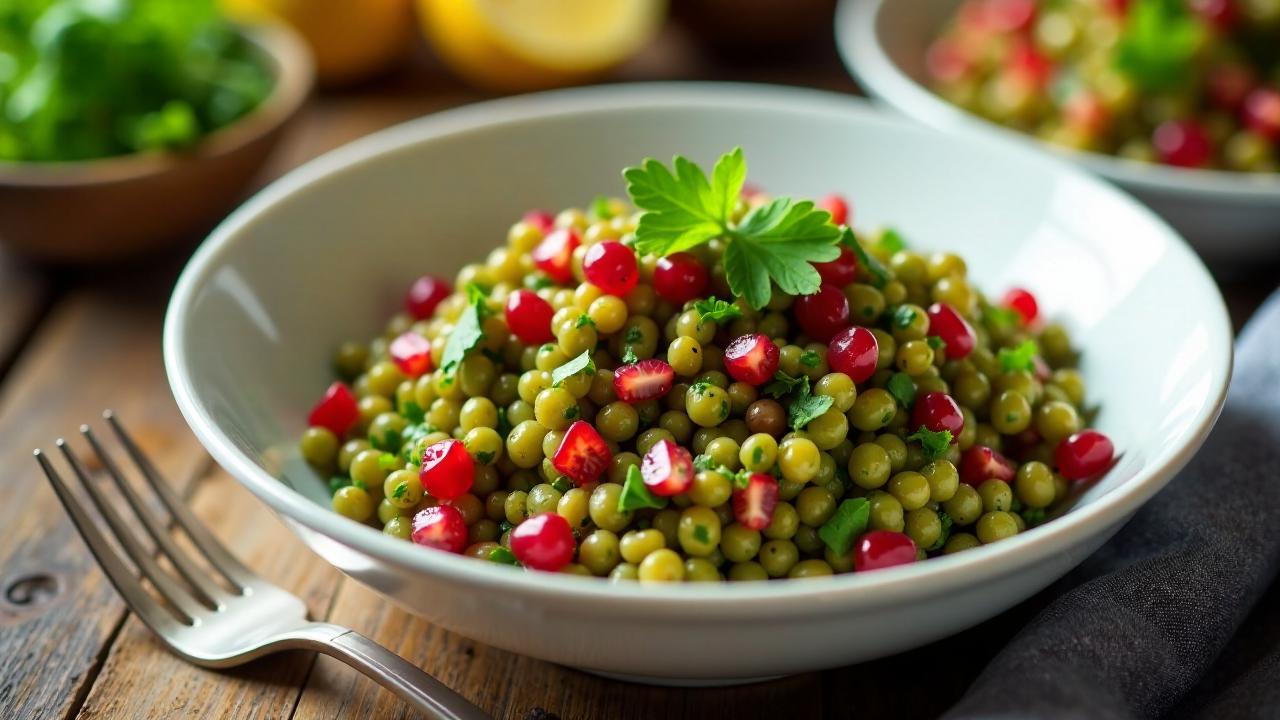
[621,346,639,365]
[399,400,426,424]
[618,465,668,513]
[818,498,871,556]
[841,228,891,288]
[377,453,400,470]
[624,326,644,344]
[328,476,352,496]
[1114,0,1207,92]
[693,525,711,544]
[908,427,954,461]
[350,478,368,491]
[692,297,743,324]
[440,283,489,372]
[552,350,596,387]
[591,195,615,220]
[764,370,806,399]
[886,372,917,409]
[799,350,821,368]
[997,339,1039,373]
[391,483,408,500]
[475,451,495,465]
[985,304,1022,330]
[575,313,595,329]
[488,546,520,566]
[752,446,764,465]
[927,511,954,552]
[876,228,908,255]
[551,477,573,493]
[787,383,833,432]
[1023,507,1047,526]
[892,305,918,330]
[564,406,580,421]
[926,336,946,352]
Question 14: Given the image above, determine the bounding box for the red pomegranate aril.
[531,228,580,283]
[419,439,475,501]
[813,245,858,286]
[854,531,918,572]
[653,252,709,305]
[1153,120,1213,168]
[405,275,452,320]
[960,445,1015,486]
[1063,91,1110,136]
[641,439,695,496]
[733,473,779,531]
[613,359,675,403]
[308,382,359,437]
[1055,430,1115,481]
[818,193,850,226]
[1002,287,1039,324]
[1189,0,1236,27]
[389,332,432,377]
[410,505,468,553]
[504,289,555,344]
[1207,63,1255,111]
[794,284,850,342]
[912,392,964,439]
[583,241,639,296]
[552,421,613,485]
[1242,88,1280,141]
[522,210,555,235]
[723,334,781,386]
[984,0,1036,31]
[827,326,879,384]
[510,512,576,571]
[1005,39,1051,89]
[925,303,976,359]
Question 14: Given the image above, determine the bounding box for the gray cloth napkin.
[944,288,1280,720]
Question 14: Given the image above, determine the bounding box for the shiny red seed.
[308,382,359,437]
[653,252,709,305]
[813,245,858,287]
[410,505,468,553]
[1005,39,1051,89]
[794,284,850,342]
[827,326,879,384]
[613,359,675,403]
[522,210,555,235]
[641,439,695,496]
[405,275,452,320]
[1055,430,1115,481]
[1242,88,1280,141]
[389,332,432,377]
[510,513,576,571]
[912,392,964,439]
[818,193,850,226]
[504,289,555,345]
[583,241,638,296]
[1207,63,1255,111]
[419,439,474,501]
[1153,120,1213,168]
[960,445,1015,486]
[1002,287,1039,324]
[925,303,976,360]
[723,334,781,386]
[854,531,918,572]
[552,421,613,485]
[733,473,779,531]
[531,228,580,283]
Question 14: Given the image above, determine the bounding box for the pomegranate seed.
[552,421,613,485]
[641,439,695,496]
[1153,120,1213,168]
[410,505,468,553]
[531,228,580,284]
[1055,430,1115,481]
[733,473,779,531]
[912,392,964,439]
[723,334,781,386]
[794,284,850,342]
[308,382,359,437]
[653,253,709,305]
[1063,91,1109,137]
[817,193,850,226]
[925,303,976,360]
[419,439,475,501]
[510,512,576,571]
[854,531,918,572]
[926,38,971,84]
[583,241,639,296]
[522,210,555,235]
[405,275,452,320]
[1207,63,1255,111]
[389,332,432,377]
[613,359,675,403]
[813,245,858,287]
[827,326,879,384]
[960,445,1015,486]
[1189,0,1236,27]
[504,289,555,345]
[1002,287,1039,324]
[1005,39,1052,89]
[1242,88,1280,141]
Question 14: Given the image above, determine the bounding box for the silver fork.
[34,411,488,720]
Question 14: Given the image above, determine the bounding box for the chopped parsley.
[621,346,638,365]
[985,303,1022,330]
[618,465,667,512]
[927,511,954,552]
[841,228,890,288]
[377,453,400,470]
[1023,507,1047,526]
[997,339,1039,373]
[399,400,425,424]
[564,406,580,420]
[1115,0,1206,92]
[575,313,595,329]
[391,482,408,500]
[440,283,489,372]
[328,476,351,495]
[752,446,764,465]
[891,305,919,330]
[692,297,743,324]
[488,546,520,565]
[926,336,946,352]
[886,372,917,409]
[764,370,807,399]
[818,498,871,556]
[876,227,907,254]
[475,451,495,465]
[692,525,711,544]
[624,325,644,344]
[764,371,833,431]
[551,350,596,387]
[551,477,572,493]
[908,427,954,461]
[799,350,821,368]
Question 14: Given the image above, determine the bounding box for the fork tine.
[35,449,187,637]
[81,424,228,609]
[104,411,255,591]
[54,439,207,623]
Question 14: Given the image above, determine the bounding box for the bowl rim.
[164,81,1233,610]
[0,22,314,187]
[835,0,1280,202]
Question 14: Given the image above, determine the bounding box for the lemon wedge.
[418,0,667,90]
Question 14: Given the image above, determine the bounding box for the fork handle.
[302,623,491,720]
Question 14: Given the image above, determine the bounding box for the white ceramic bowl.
[836,0,1280,263]
[165,83,1231,684]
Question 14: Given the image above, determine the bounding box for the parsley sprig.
[624,148,841,309]
[1115,0,1206,92]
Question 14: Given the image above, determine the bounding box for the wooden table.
[1,27,1276,720]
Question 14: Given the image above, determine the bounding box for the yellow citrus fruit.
[222,0,414,85]
[417,0,667,91]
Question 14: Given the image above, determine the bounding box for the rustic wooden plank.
[292,580,824,720]
[74,467,344,720]
[0,279,213,720]
[0,252,51,373]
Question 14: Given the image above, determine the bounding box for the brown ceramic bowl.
[0,23,313,263]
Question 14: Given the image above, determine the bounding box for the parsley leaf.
[892,305,919,330]
[799,350,821,368]
[399,400,425,424]
[886,372,917,409]
[693,297,743,324]
[997,339,1039,373]
[575,313,595,329]
[391,482,408,500]
[908,427,954,461]
[787,380,834,431]
[1115,0,1207,92]
[626,147,744,257]
[818,498,871,556]
[552,350,596,387]
[621,346,638,365]
[927,510,954,552]
[926,336,946,352]
[724,198,842,309]
[624,326,643,344]
[841,228,890,288]
[618,465,667,513]
[488,546,520,565]
[440,283,489,372]
[764,370,807,399]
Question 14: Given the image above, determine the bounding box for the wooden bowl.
[0,23,314,263]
